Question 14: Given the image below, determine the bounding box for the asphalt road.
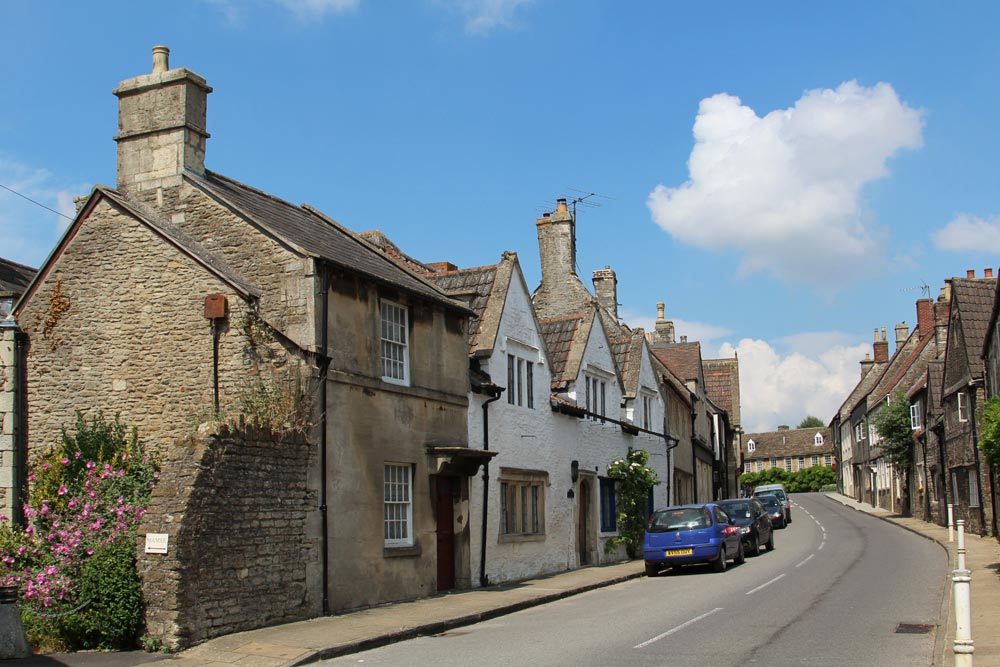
[322,493,948,667]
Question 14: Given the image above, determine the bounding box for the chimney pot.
[557,198,568,213]
[680,335,688,343]
[152,45,170,73]
[656,302,665,321]
[986,268,994,278]
[967,269,975,279]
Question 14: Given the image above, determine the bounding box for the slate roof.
[951,277,997,371]
[704,358,740,427]
[539,313,584,384]
[191,171,468,313]
[428,264,498,350]
[0,256,36,296]
[650,342,702,383]
[744,427,834,460]
[869,328,931,407]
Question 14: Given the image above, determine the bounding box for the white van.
[753,483,791,523]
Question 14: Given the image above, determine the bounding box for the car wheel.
[735,541,746,565]
[765,530,775,551]
[645,562,660,577]
[712,545,727,572]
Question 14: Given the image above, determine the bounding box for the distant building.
[742,425,834,476]
[0,257,35,317]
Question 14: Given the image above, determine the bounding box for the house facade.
[742,425,834,475]
[10,47,485,645]
[940,272,996,535]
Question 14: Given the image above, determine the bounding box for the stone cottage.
[11,47,482,646]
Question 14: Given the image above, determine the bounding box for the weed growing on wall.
[979,395,1000,475]
[0,412,159,650]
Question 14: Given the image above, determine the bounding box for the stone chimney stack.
[935,284,952,356]
[113,46,212,194]
[894,322,909,350]
[916,298,934,339]
[653,302,676,344]
[873,327,889,363]
[536,198,576,287]
[860,352,874,378]
[592,266,618,321]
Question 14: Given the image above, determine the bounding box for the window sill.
[383,543,421,558]
[498,533,545,544]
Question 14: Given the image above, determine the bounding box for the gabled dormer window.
[814,433,824,446]
[747,439,756,453]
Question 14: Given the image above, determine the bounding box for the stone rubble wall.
[137,424,319,649]
[0,326,17,522]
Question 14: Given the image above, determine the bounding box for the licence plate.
[665,548,693,557]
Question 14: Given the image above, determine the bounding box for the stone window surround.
[498,467,547,542]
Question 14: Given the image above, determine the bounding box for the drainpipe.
[690,397,699,502]
[319,269,331,615]
[479,388,502,588]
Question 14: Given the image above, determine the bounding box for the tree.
[869,391,916,516]
[797,416,825,428]
[978,395,1000,475]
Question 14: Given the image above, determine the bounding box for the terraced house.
[7,47,481,647]
[742,425,834,476]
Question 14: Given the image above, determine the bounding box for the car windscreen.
[648,507,712,532]
[718,501,751,518]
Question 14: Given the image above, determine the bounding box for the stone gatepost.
[0,319,22,525]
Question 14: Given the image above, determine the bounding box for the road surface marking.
[634,607,724,648]
[796,554,815,568]
[818,540,826,551]
[746,573,786,595]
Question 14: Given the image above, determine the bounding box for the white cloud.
[716,337,869,433]
[649,81,923,287]
[436,0,536,35]
[932,214,1000,253]
[275,0,359,18]
[0,156,85,267]
[619,309,732,346]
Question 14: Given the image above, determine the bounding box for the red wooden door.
[435,476,456,591]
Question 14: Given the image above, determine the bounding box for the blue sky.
[3,1,1000,431]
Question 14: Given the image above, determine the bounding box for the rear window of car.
[758,495,780,509]
[755,488,787,502]
[648,507,712,532]
[719,501,752,518]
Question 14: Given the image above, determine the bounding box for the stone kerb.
[137,423,318,649]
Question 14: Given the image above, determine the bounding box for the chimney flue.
[967,269,975,279]
[152,45,170,73]
[557,198,567,213]
[986,268,994,278]
[657,302,665,320]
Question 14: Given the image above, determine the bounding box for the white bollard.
[952,568,974,667]
[957,520,966,571]
[948,504,955,542]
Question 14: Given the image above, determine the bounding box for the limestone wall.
[0,325,19,522]
[137,425,318,648]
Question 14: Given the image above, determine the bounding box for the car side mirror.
[729,518,737,525]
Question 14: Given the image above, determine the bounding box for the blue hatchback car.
[644,503,745,576]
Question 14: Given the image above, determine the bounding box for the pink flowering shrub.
[0,412,159,650]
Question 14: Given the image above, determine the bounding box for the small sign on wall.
[144,533,169,554]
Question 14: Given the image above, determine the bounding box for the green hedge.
[740,465,837,493]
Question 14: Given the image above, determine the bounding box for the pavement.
[5,492,998,667]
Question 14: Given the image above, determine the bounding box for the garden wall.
[137,424,319,648]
